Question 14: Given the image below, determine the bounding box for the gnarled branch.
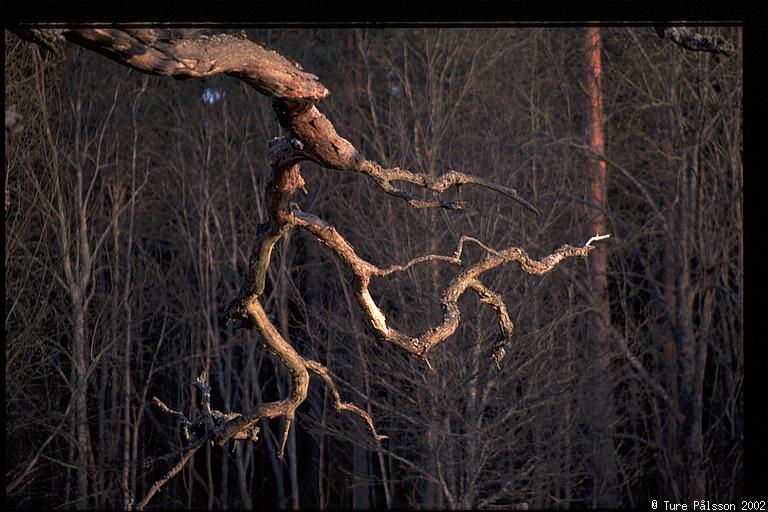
[15,28,540,215]
[289,205,609,363]
[11,28,611,509]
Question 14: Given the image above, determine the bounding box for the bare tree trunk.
[358,335,393,509]
[351,342,371,509]
[287,426,299,510]
[117,114,138,509]
[65,430,75,505]
[67,154,97,512]
[317,375,329,510]
[583,26,618,508]
[660,82,684,497]
[462,325,483,509]
[72,302,91,509]
[661,240,682,499]
[352,444,370,508]
[121,180,135,509]
[684,140,709,501]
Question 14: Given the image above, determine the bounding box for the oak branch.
[14,28,614,510]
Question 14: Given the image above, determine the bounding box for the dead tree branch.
[654,25,736,56]
[289,206,609,366]
[14,28,539,214]
[11,28,610,508]
[305,360,388,441]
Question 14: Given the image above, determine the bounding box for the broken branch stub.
[654,26,736,56]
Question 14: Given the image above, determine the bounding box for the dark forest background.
[5,27,742,509]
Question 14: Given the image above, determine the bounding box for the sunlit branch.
[305,360,388,441]
[289,205,609,363]
[9,28,618,509]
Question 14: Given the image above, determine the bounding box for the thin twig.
[135,446,200,511]
[305,360,388,442]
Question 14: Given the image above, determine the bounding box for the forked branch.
[15,28,540,216]
[290,207,609,364]
[11,28,614,509]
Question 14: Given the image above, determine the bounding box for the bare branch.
[224,157,305,327]
[305,360,388,441]
[14,28,539,216]
[9,28,615,508]
[375,253,463,277]
[586,233,612,247]
[12,28,65,58]
[274,102,540,213]
[135,447,199,511]
[290,206,608,363]
[151,397,191,443]
[607,324,686,424]
[193,372,216,437]
[468,280,515,370]
[357,162,541,215]
[655,26,736,56]
[50,28,328,101]
[277,417,293,461]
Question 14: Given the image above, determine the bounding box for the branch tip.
[585,233,611,247]
[278,418,292,460]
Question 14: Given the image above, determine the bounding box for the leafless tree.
[8,27,610,509]
[6,26,740,510]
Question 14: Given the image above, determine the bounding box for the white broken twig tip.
[585,233,611,247]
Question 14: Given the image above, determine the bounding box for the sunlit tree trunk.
[583,26,618,508]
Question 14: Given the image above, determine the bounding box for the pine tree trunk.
[583,26,618,508]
